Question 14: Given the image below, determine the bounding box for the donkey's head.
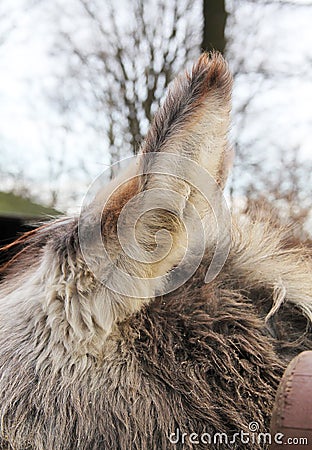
[76,53,233,345]
[0,53,233,358]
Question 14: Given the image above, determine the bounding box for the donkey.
[0,53,311,450]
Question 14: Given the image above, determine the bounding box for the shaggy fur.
[0,52,312,450]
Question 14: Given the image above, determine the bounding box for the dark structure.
[202,0,228,54]
[0,191,60,265]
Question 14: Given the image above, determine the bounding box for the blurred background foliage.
[0,0,311,241]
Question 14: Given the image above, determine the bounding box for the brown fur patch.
[101,176,140,242]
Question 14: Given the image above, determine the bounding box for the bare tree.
[47,0,202,178]
[202,0,228,53]
[225,0,312,238]
[2,0,311,225]
[242,147,312,240]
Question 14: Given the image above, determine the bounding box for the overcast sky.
[0,0,311,210]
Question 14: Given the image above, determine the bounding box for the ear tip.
[192,51,233,99]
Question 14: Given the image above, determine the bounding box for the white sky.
[0,0,311,211]
[227,0,312,156]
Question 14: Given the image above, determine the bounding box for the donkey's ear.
[140,52,233,189]
[79,52,233,322]
[102,52,233,255]
[121,52,233,280]
[78,54,233,331]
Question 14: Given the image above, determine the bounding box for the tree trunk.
[202,0,228,54]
